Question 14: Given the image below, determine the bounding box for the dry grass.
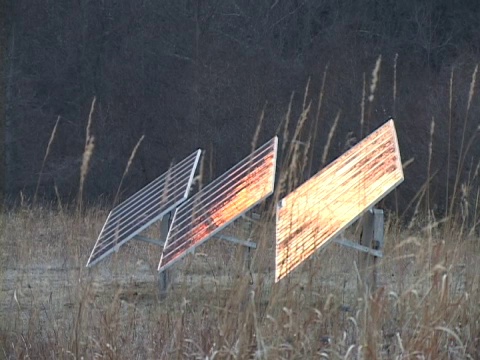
[0,205,479,359]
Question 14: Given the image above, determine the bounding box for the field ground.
[1,207,479,359]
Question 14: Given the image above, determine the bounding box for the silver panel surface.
[86,150,201,267]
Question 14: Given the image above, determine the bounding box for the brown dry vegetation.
[0,204,479,359]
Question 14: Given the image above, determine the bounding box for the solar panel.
[86,150,202,267]
[158,137,278,272]
[275,119,403,282]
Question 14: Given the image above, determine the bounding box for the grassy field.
[0,205,479,359]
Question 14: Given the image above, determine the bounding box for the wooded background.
[3,0,480,217]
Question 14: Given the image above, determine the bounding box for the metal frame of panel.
[158,137,278,272]
[86,150,202,267]
[275,120,403,282]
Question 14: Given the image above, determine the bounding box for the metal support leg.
[158,213,172,298]
[243,212,259,272]
[358,209,384,293]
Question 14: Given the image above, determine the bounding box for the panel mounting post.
[158,212,172,297]
[243,212,260,273]
[357,208,384,293]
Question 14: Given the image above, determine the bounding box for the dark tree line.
[3,0,480,216]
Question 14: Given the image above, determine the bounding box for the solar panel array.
[275,120,403,282]
[158,137,278,272]
[86,150,202,267]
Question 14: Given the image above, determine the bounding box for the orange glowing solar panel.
[275,120,403,282]
[158,137,278,272]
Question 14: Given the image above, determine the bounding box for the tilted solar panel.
[275,120,403,282]
[158,137,278,272]
[86,150,202,267]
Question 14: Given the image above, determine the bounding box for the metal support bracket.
[333,208,385,257]
[133,214,171,247]
[216,212,259,274]
[134,235,165,247]
[215,234,257,249]
[240,212,261,225]
[333,238,383,257]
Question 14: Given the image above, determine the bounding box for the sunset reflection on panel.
[159,138,277,271]
[188,157,274,246]
[209,159,274,227]
[275,120,403,282]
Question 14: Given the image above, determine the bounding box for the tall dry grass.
[1,201,479,358]
[1,58,480,359]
